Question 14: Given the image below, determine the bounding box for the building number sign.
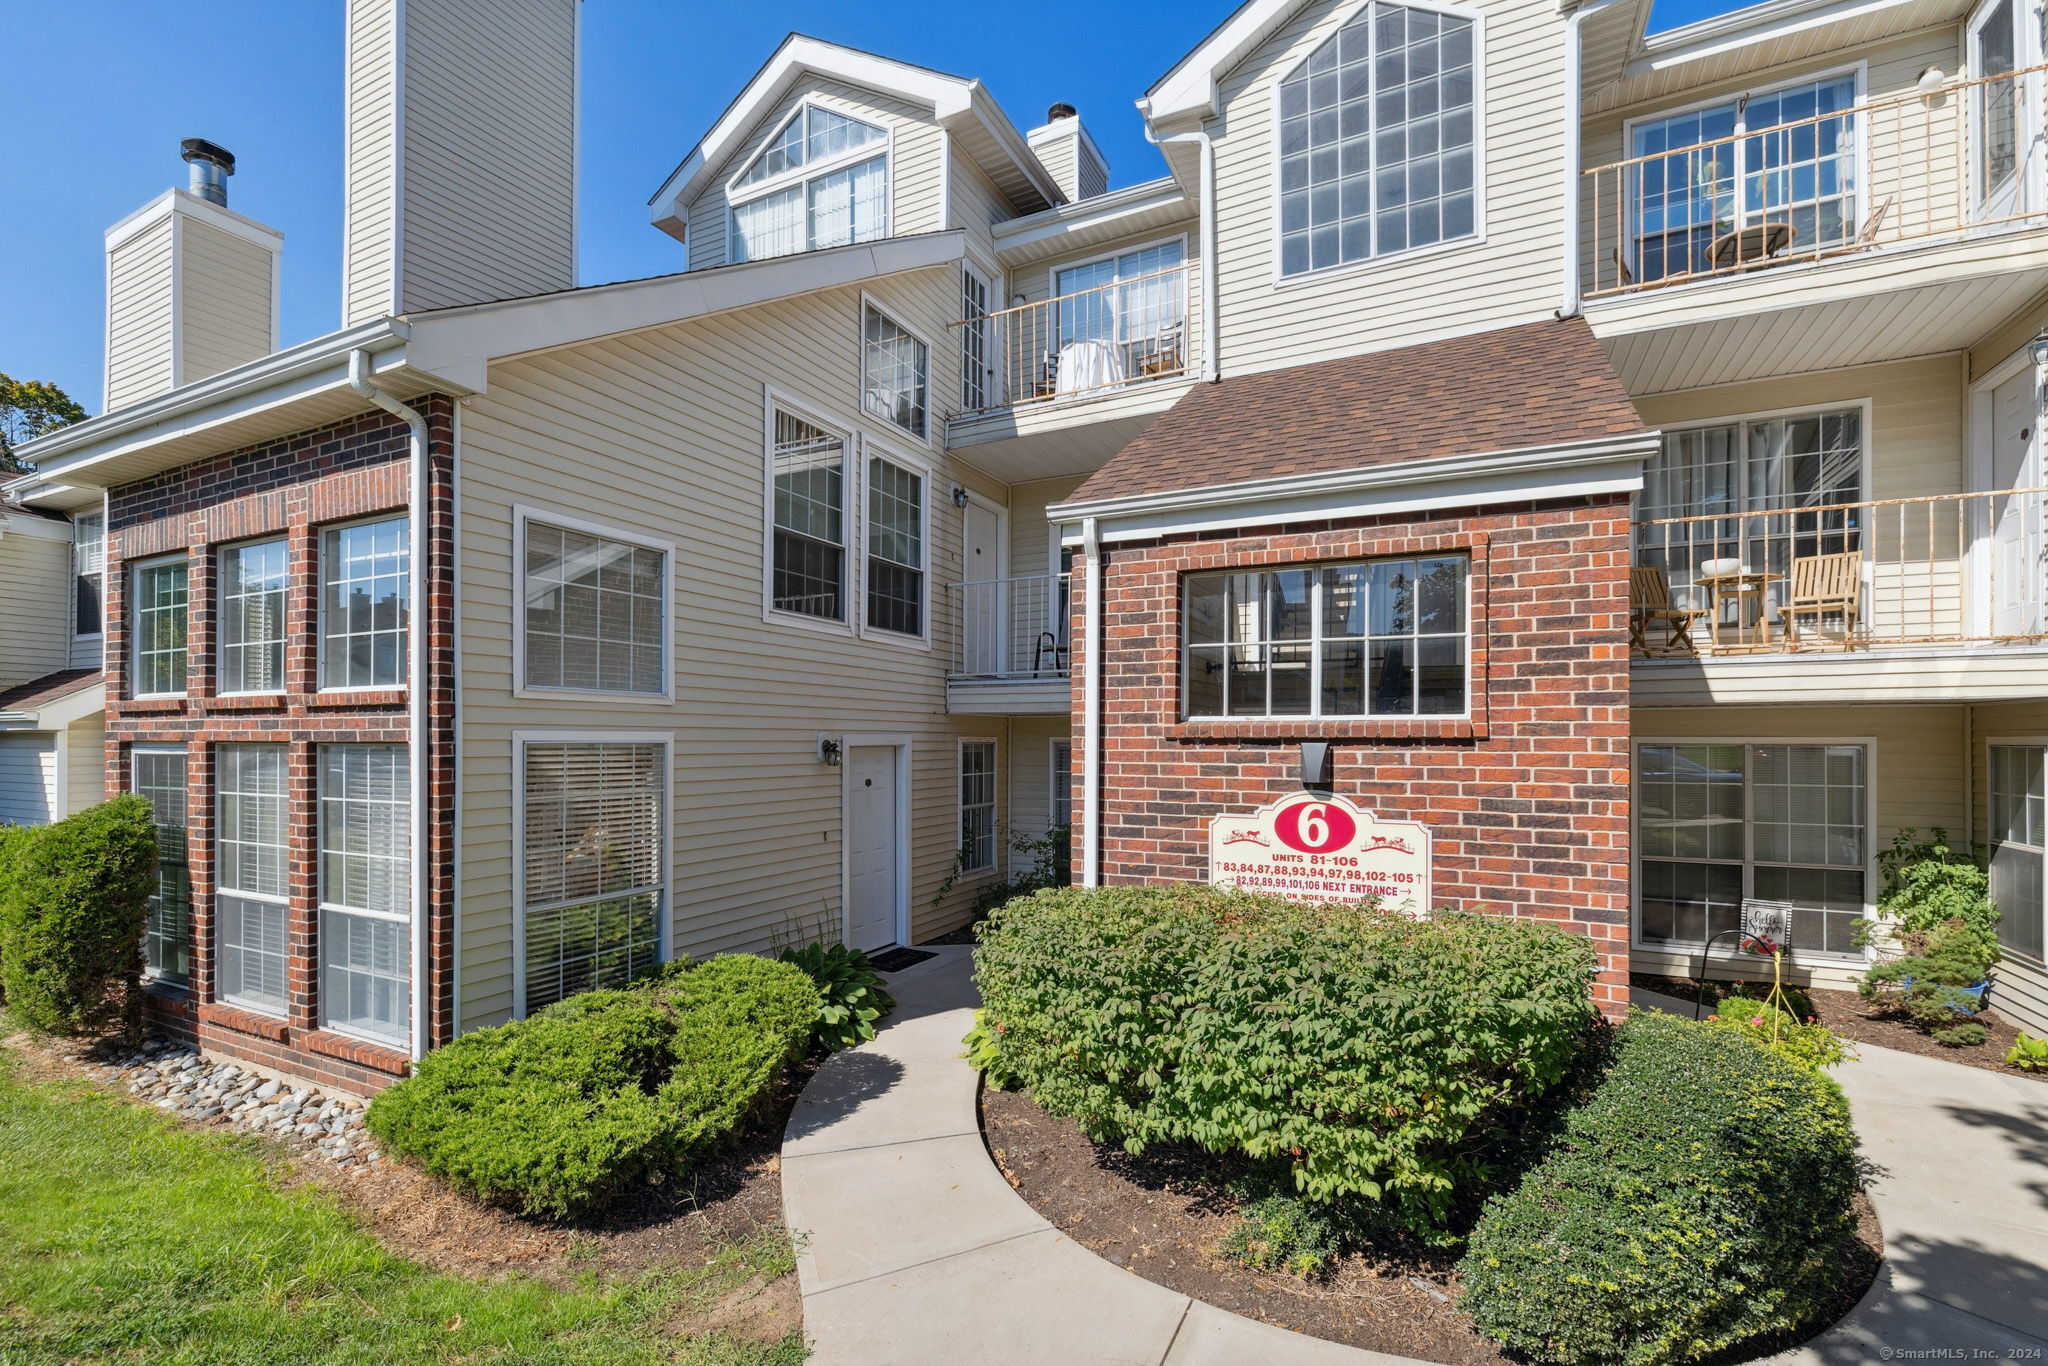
[1208,793,1433,911]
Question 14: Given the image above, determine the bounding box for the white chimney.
[342,0,579,324]
[1026,103,1109,204]
[103,140,283,411]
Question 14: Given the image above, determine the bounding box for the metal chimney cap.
[180,138,236,175]
[1047,102,1077,121]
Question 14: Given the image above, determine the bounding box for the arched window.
[1277,2,1479,277]
[729,103,890,263]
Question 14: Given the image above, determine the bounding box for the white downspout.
[1142,120,1220,382]
[1558,0,1626,319]
[1081,516,1104,888]
[348,348,431,1062]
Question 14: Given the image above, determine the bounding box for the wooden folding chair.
[1630,567,1707,657]
[1784,552,1863,651]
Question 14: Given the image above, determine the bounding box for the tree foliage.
[0,374,90,474]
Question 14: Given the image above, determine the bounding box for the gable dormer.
[726,99,892,263]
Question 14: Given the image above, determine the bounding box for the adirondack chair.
[1630,566,1707,657]
[1783,552,1864,650]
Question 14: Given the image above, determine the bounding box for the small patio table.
[1694,570,1782,652]
[1706,220,1795,270]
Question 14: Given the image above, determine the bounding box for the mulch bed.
[981,1085,1882,1364]
[1633,973,2046,1084]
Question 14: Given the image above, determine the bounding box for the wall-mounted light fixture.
[951,486,971,508]
[1917,66,1947,97]
[2029,329,2048,367]
[1298,740,1333,793]
[819,737,843,767]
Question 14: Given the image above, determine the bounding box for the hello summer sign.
[1208,793,1433,911]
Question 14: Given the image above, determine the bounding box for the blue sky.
[2,0,1733,413]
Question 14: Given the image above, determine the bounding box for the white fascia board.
[993,178,1190,254]
[407,232,967,388]
[0,509,76,541]
[1051,433,1659,544]
[0,680,106,732]
[2,477,96,515]
[1144,0,1302,122]
[1628,0,1927,73]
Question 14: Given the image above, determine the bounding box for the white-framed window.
[1051,239,1189,389]
[768,405,848,623]
[1990,744,2046,964]
[132,744,190,984]
[320,516,409,690]
[219,538,288,694]
[729,103,889,263]
[961,264,995,411]
[865,452,926,638]
[215,743,290,1014]
[131,555,189,698]
[519,512,670,697]
[518,738,668,1014]
[73,511,104,638]
[959,739,998,874]
[1277,0,1480,278]
[1635,742,1870,956]
[1050,738,1072,829]
[862,303,929,440]
[318,744,411,1046]
[1185,557,1469,719]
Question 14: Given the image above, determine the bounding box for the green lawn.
[0,1043,805,1365]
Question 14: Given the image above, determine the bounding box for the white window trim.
[859,292,937,447]
[1628,734,1879,962]
[1986,736,2048,969]
[316,511,412,696]
[511,505,676,704]
[1049,736,1073,829]
[1179,556,1476,722]
[960,259,1000,412]
[213,742,291,1018]
[838,732,914,949]
[316,742,413,1048]
[510,730,675,1020]
[129,552,191,700]
[215,536,290,698]
[957,736,1001,880]
[724,99,897,266]
[1266,0,1490,289]
[761,387,859,638]
[860,436,935,651]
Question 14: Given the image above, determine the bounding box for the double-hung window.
[321,517,409,689]
[865,454,925,636]
[1636,742,1869,955]
[520,740,667,1013]
[73,512,104,638]
[132,744,190,983]
[319,744,411,1046]
[1990,745,2046,964]
[132,556,189,697]
[215,743,290,1013]
[1277,1,1480,277]
[522,517,668,695]
[1185,557,1468,718]
[729,104,888,263]
[1050,739,1072,829]
[862,305,929,439]
[220,538,288,694]
[959,740,997,874]
[770,409,847,622]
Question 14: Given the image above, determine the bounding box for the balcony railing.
[955,266,1194,416]
[947,573,1071,680]
[1584,63,2048,298]
[1632,487,2047,658]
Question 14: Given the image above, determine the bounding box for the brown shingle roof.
[0,669,102,714]
[1065,318,1648,506]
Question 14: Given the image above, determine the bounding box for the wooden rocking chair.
[1630,566,1707,657]
[1783,552,1864,651]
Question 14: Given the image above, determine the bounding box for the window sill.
[513,686,673,705]
[1171,717,1485,742]
[197,1001,292,1042]
[308,688,407,708]
[207,692,288,711]
[301,1029,411,1076]
[120,697,189,714]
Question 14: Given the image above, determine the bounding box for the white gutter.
[1558,0,1628,319]
[1081,516,1103,888]
[348,349,432,1062]
[1141,120,1220,382]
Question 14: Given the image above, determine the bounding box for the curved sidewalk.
[782,950,2048,1366]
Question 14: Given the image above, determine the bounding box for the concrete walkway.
[781,949,2048,1365]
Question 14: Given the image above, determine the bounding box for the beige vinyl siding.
[0,531,74,689]
[0,735,58,827]
[1006,477,1085,580]
[1006,715,1071,848]
[1971,700,2048,1036]
[64,716,105,815]
[1030,135,1081,204]
[454,268,1001,1027]
[687,80,946,272]
[177,219,274,384]
[1970,284,2048,382]
[1200,0,1565,377]
[104,216,176,409]
[949,145,1014,263]
[343,0,401,324]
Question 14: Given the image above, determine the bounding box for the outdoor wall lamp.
[2029,329,2048,367]
[819,737,843,767]
[1916,66,1947,97]
[951,486,971,508]
[1298,741,1334,793]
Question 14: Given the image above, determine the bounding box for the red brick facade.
[1078,496,1634,1017]
[105,400,458,1093]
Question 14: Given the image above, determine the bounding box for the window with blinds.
[770,409,846,622]
[862,305,928,439]
[215,744,289,1013]
[865,456,924,637]
[132,557,189,697]
[1990,746,2045,964]
[220,539,288,694]
[321,518,409,689]
[522,520,667,694]
[960,740,997,873]
[728,104,889,263]
[319,744,411,1046]
[1051,739,1072,829]
[132,745,190,984]
[72,512,104,637]
[521,741,666,1013]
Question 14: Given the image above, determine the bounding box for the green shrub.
[1707,992,1852,1071]
[1932,1021,1988,1048]
[776,942,895,1050]
[2008,1032,2048,1071]
[1221,1192,1342,1279]
[1870,829,2000,955]
[0,797,157,1040]
[1458,1011,1859,1366]
[1859,916,1995,1036]
[366,954,818,1218]
[973,885,1599,1241]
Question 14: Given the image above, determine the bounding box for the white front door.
[962,500,1004,675]
[845,745,900,952]
[1988,367,2045,636]
[1971,0,2045,223]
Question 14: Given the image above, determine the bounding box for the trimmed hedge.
[0,797,158,1039]
[972,885,1599,1239]
[1457,1011,1859,1366]
[365,954,819,1218]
